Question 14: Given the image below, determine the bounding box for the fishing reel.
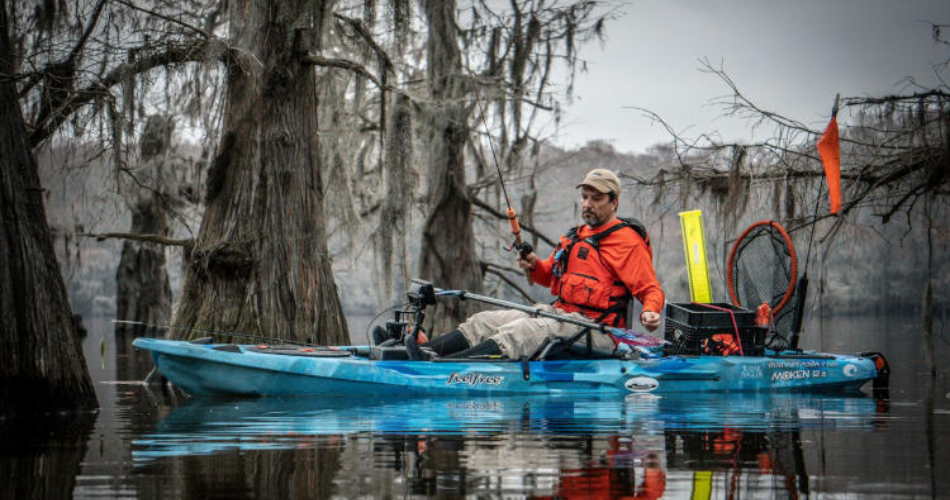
[506,240,534,259]
[407,279,437,310]
[404,279,436,360]
[381,280,436,342]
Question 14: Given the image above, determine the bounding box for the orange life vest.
[552,218,651,327]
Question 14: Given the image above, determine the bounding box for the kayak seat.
[543,341,618,360]
[532,329,621,360]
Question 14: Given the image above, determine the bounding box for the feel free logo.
[447,373,505,386]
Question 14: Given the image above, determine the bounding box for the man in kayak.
[423,168,664,359]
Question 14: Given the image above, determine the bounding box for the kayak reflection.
[134,393,884,498]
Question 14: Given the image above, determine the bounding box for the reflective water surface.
[2,314,948,499]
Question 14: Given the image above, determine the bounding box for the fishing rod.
[467,73,535,284]
[112,320,321,347]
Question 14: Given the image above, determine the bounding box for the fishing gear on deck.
[112,319,321,348]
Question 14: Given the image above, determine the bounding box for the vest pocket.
[558,272,611,310]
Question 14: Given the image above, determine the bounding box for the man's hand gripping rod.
[506,207,535,284]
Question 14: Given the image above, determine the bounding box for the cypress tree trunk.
[0,3,97,415]
[375,93,414,306]
[418,0,483,334]
[115,116,173,333]
[172,0,348,344]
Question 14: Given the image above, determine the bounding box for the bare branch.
[301,53,397,93]
[483,263,535,302]
[112,0,212,39]
[332,14,395,70]
[470,196,557,247]
[30,38,227,147]
[79,232,193,247]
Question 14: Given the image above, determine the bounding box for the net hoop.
[727,220,798,316]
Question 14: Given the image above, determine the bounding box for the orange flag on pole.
[816,97,842,214]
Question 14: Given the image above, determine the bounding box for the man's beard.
[583,211,604,228]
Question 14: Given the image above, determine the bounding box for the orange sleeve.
[602,233,665,314]
[531,249,556,288]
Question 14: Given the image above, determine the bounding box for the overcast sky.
[557,0,950,153]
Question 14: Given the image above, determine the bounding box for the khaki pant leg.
[545,305,619,353]
[489,304,618,358]
[488,315,563,358]
[456,308,531,346]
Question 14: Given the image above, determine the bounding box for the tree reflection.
[173,447,341,500]
[0,413,96,499]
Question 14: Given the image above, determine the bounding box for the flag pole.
[791,94,840,348]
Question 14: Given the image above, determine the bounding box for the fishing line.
[464,72,536,292]
[467,73,510,206]
[113,320,321,347]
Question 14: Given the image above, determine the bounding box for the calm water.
[2,314,949,499]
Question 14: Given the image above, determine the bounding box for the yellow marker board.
[679,210,712,303]
[691,471,713,500]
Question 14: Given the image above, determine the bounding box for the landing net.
[727,221,800,348]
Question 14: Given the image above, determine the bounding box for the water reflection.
[132,393,884,498]
[0,413,96,500]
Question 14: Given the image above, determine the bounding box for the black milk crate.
[664,302,765,356]
[665,302,756,329]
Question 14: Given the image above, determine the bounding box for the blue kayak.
[133,337,885,397]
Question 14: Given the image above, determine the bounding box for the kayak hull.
[133,338,879,397]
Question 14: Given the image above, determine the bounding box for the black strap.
[618,217,650,248]
[565,225,581,241]
[564,218,649,245]
[582,221,631,249]
[538,327,593,360]
[558,298,630,327]
[560,219,650,269]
